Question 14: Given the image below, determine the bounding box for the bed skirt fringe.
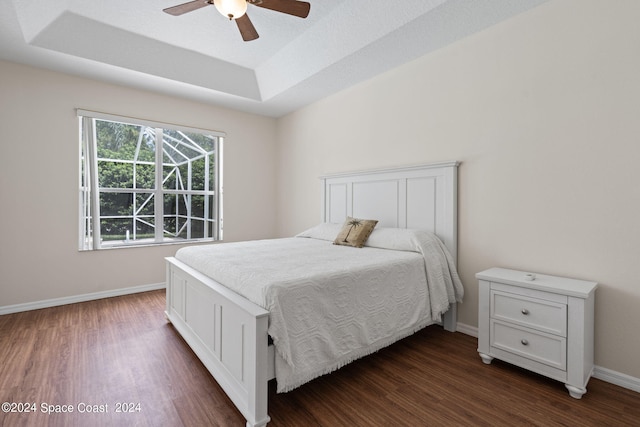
[276,318,438,393]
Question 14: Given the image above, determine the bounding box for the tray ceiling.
[0,0,548,117]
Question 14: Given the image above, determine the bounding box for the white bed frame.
[165,161,459,427]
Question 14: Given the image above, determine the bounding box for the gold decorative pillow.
[333,217,378,248]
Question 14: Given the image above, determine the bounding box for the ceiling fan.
[163,0,311,42]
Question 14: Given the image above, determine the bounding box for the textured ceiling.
[0,0,548,117]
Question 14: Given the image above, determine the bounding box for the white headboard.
[320,161,459,263]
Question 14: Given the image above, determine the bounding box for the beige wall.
[1,0,638,382]
[0,61,278,307]
[275,0,640,378]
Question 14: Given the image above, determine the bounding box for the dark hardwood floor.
[1,290,638,426]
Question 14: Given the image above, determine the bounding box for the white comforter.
[175,225,463,392]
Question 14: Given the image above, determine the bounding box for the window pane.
[163,194,187,217]
[96,121,156,189]
[163,194,187,239]
[208,153,216,191]
[98,161,133,189]
[135,163,155,189]
[135,193,154,216]
[191,157,206,191]
[96,121,141,160]
[133,194,155,241]
[100,218,132,241]
[162,131,216,191]
[191,195,205,218]
[178,164,189,189]
[137,128,156,163]
[162,144,183,165]
[184,219,205,239]
[163,165,178,190]
[100,192,132,216]
[100,218,155,243]
[133,218,155,240]
[163,217,177,238]
[163,131,200,159]
[99,193,156,242]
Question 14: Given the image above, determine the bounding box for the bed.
[165,162,461,427]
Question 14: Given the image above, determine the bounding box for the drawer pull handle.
[521,309,530,315]
[521,339,529,346]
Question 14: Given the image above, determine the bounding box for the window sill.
[79,237,219,251]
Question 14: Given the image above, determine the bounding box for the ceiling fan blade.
[163,0,210,16]
[252,0,310,18]
[235,14,259,41]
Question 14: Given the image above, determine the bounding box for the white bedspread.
[175,228,463,392]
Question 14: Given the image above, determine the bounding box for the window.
[79,110,224,250]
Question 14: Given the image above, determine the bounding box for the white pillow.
[365,227,430,252]
[296,223,343,241]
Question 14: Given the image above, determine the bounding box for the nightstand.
[476,267,597,398]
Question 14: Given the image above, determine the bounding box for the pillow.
[296,223,343,241]
[364,227,449,255]
[364,227,422,252]
[333,217,378,248]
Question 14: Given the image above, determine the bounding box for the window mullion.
[204,153,210,239]
[132,133,138,242]
[187,160,192,240]
[79,120,90,250]
[87,118,102,250]
[154,129,164,242]
[216,138,223,240]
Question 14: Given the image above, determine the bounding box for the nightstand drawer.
[491,289,567,336]
[491,320,566,370]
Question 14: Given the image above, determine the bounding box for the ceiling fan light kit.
[163,0,311,42]
[213,0,247,20]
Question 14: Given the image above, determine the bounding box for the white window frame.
[78,109,225,250]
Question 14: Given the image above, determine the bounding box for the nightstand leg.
[565,384,587,399]
[479,353,494,365]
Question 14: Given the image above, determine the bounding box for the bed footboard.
[165,257,271,427]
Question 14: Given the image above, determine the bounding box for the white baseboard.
[0,282,166,315]
[593,366,640,393]
[455,322,640,395]
[455,321,478,337]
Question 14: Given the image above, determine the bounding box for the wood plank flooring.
[1,290,638,426]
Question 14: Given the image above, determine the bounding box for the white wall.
[275,0,640,379]
[0,61,278,307]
